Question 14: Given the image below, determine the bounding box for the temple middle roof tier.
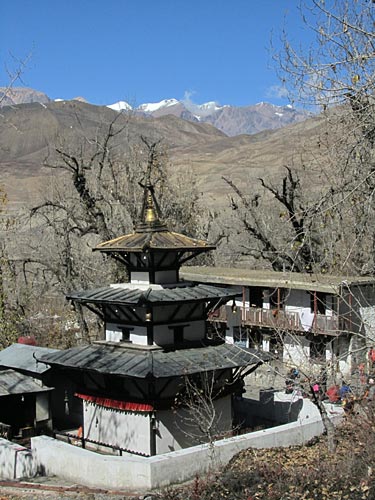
[94,230,215,254]
[38,342,271,379]
[67,283,238,306]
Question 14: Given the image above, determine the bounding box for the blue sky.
[1,1,309,107]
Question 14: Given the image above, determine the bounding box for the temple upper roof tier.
[67,282,237,306]
[94,230,215,254]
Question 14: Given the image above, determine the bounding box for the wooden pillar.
[242,286,246,322]
[149,379,156,456]
[313,291,317,331]
[150,413,156,456]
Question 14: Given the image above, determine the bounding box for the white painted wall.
[285,289,314,331]
[108,320,146,345]
[129,270,178,284]
[283,333,310,366]
[0,439,36,479]
[36,393,50,422]
[83,402,151,455]
[156,396,232,454]
[130,271,150,284]
[262,337,270,352]
[283,333,334,369]
[262,288,335,325]
[106,319,206,346]
[106,323,148,344]
[360,306,375,344]
[353,285,375,343]
[31,397,343,490]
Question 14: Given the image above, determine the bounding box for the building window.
[168,324,189,344]
[310,292,326,314]
[249,287,263,308]
[121,327,133,342]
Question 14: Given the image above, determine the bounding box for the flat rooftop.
[180,266,375,294]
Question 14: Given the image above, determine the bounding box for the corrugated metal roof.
[95,230,215,253]
[0,369,52,396]
[0,344,59,375]
[39,343,270,379]
[67,283,238,305]
[180,266,375,294]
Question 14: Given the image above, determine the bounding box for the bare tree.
[275,0,375,274]
[223,168,327,273]
[17,115,210,343]
[174,372,226,446]
[0,185,23,347]
[0,50,33,107]
[221,2,375,276]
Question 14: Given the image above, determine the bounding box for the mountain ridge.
[1,87,309,137]
[0,99,323,215]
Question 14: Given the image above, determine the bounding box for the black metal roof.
[67,283,238,305]
[38,343,270,379]
[0,369,52,396]
[0,344,58,375]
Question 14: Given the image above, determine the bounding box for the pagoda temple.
[40,173,269,456]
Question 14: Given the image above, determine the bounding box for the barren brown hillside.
[0,100,323,213]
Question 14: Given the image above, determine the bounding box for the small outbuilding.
[0,369,52,440]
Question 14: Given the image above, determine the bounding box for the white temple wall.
[130,271,150,284]
[83,402,151,455]
[106,320,206,346]
[106,323,148,344]
[31,398,343,490]
[131,329,148,345]
[155,395,232,454]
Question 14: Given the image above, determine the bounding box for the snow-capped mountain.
[119,98,309,136]
[0,87,308,137]
[137,98,179,113]
[107,100,132,112]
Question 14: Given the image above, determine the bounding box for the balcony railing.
[209,306,340,335]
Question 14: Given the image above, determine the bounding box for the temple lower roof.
[38,342,271,379]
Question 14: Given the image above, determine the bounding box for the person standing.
[368,346,375,370]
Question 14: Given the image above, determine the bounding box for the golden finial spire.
[135,138,167,233]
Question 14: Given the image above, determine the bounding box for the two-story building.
[180,267,375,377]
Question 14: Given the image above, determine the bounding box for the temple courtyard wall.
[0,396,343,490]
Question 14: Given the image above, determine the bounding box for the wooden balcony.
[209,306,340,335]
